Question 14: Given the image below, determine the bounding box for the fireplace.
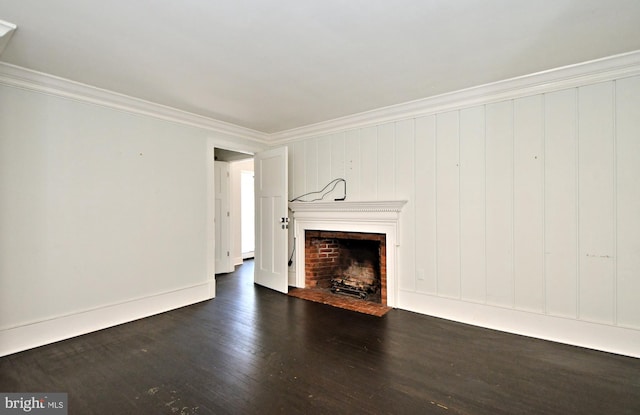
[289,200,406,308]
[305,230,386,303]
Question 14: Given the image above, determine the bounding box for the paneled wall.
[287,76,640,352]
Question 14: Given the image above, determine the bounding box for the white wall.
[285,67,640,357]
[0,77,263,356]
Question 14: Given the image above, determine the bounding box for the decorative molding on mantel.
[289,200,407,213]
[270,50,640,144]
[0,61,266,144]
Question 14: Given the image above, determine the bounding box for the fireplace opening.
[304,230,386,304]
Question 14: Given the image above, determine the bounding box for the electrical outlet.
[417,268,425,281]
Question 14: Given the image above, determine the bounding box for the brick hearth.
[288,288,391,317]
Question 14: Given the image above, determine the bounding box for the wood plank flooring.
[1,260,639,414]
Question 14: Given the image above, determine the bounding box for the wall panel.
[485,101,514,307]
[578,82,616,324]
[415,115,437,294]
[459,106,486,303]
[377,123,396,200]
[344,129,361,200]
[544,89,578,318]
[331,132,346,194]
[290,141,306,200]
[435,111,460,298]
[616,76,640,329]
[303,138,319,199]
[513,96,544,313]
[360,126,378,199]
[395,119,416,291]
[316,135,333,193]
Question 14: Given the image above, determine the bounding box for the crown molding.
[3,50,639,147]
[268,50,640,144]
[0,61,268,144]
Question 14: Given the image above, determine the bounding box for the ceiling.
[1,0,639,135]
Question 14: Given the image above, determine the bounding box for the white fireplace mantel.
[289,200,407,307]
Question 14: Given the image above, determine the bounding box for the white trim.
[399,290,640,359]
[206,138,217,284]
[0,280,215,357]
[0,62,266,143]
[270,50,640,143]
[2,51,639,144]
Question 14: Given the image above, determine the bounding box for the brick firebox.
[305,230,386,305]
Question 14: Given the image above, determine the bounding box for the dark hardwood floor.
[1,260,639,414]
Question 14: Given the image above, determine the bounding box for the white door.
[214,161,233,274]
[254,146,288,293]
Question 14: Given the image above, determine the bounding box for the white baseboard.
[0,279,216,357]
[398,290,640,359]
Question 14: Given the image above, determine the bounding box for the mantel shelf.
[289,200,407,213]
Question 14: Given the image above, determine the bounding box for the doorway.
[214,148,254,274]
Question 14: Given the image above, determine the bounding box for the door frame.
[207,140,263,290]
[214,160,233,274]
